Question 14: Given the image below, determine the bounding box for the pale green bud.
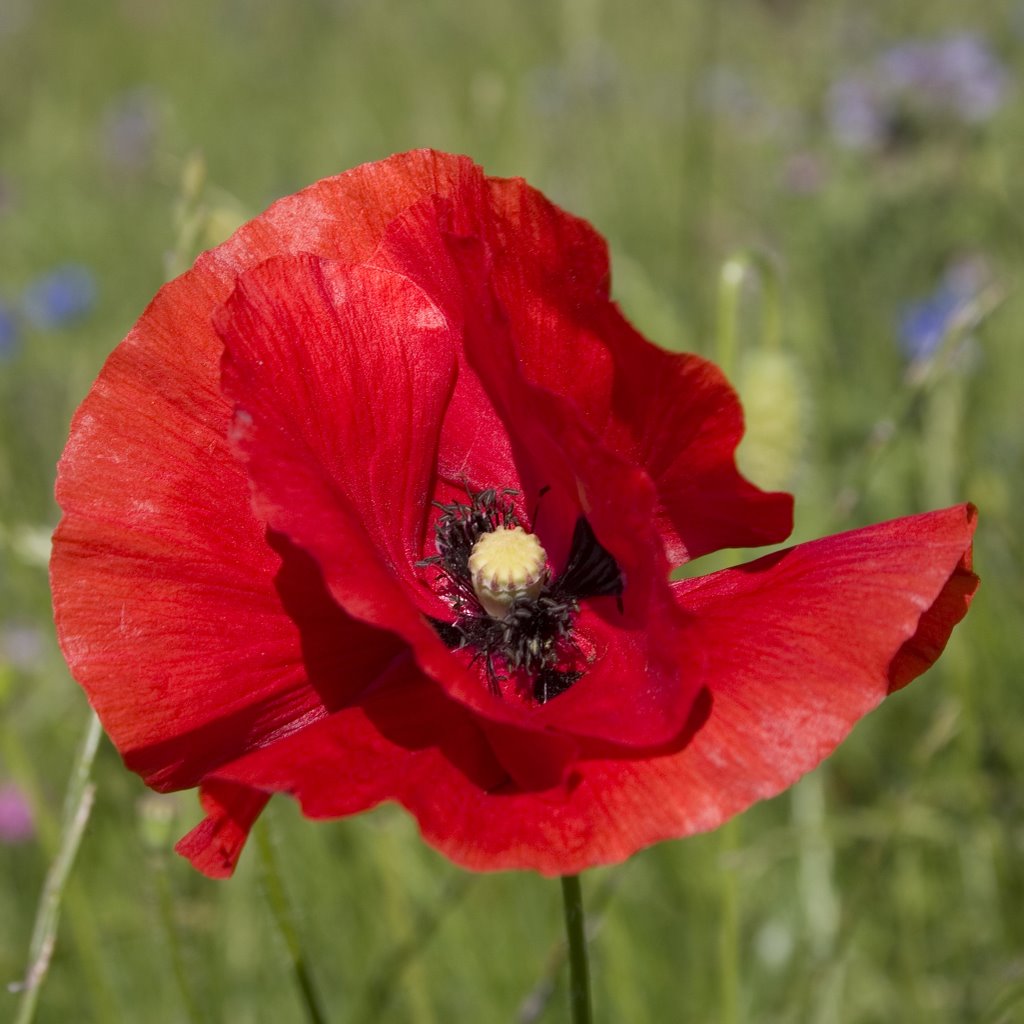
[735,348,811,493]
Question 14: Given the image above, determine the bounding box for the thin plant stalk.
[519,868,622,1023]
[254,821,329,1024]
[716,257,744,382]
[376,823,435,1023]
[357,871,475,1023]
[1,714,118,1021]
[150,849,208,1024]
[717,819,740,1024]
[679,0,723,340]
[561,875,592,1024]
[11,711,103,1024]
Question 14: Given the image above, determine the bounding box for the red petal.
[177,506,974,876]
[174,780,269,879]
[363,198,703,749]
[215,254,521,730]
[483,176,793,563]
[50,274,337,790]
[54,154,481,788]
[204,150,483,276]
[444,230,703,748]
[365,167,791,565]
[405,505,977,873]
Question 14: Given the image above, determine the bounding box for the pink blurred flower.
[0,784,35,844]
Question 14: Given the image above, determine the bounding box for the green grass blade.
[9,711,102,1024]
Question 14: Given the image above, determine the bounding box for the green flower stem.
[2,712,117,1022]
[254,822,329,1024]
[718,819,740,1024]
[150,849,208,1024]
[12,711,103,1024]
[561,875,593,1024]
[357,871,475,1023]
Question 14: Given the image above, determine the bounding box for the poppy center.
[419,486,624,703]
[468,526,548,618]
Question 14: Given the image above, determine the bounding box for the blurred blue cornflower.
[829,32,1011,151]
[0,299,19,358]
[828,76,886,150]
[22,264,97,330]
[898,258,989,362]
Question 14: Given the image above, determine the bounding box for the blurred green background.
[1,0,1022,1021]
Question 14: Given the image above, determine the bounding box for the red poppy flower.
[50,150,977,878]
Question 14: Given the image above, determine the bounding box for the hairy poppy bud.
[736,348,810,493]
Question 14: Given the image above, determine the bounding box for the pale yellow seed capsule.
[468,526,548,620]
[735,349,811,493]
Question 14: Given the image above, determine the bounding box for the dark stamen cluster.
[421,487,520,581]
[554,517,626,610]
[420,486,624,704]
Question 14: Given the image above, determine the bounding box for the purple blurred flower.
[898,258,989,361]
[0,299,19,358]
[101,88,161,176]
[22,265,97,330]
[828,77,886,150]
[2,621,45,670]
[0,784,34,844]
[881,34,1010,121]
[829,32,1011,150]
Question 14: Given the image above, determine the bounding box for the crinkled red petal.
[174,780,270,879]
[217,244,698,761]
[177,506,974,877]
[483,175,794,563]
[52,153,481,789]
[175,659,502,877]
[50,272,368,790]
[446,230,702,747]
[213,251,583,794]
[407,505,977,873]
[358,164,790,565]
[215,254,511,716]
[367,196,701,749]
